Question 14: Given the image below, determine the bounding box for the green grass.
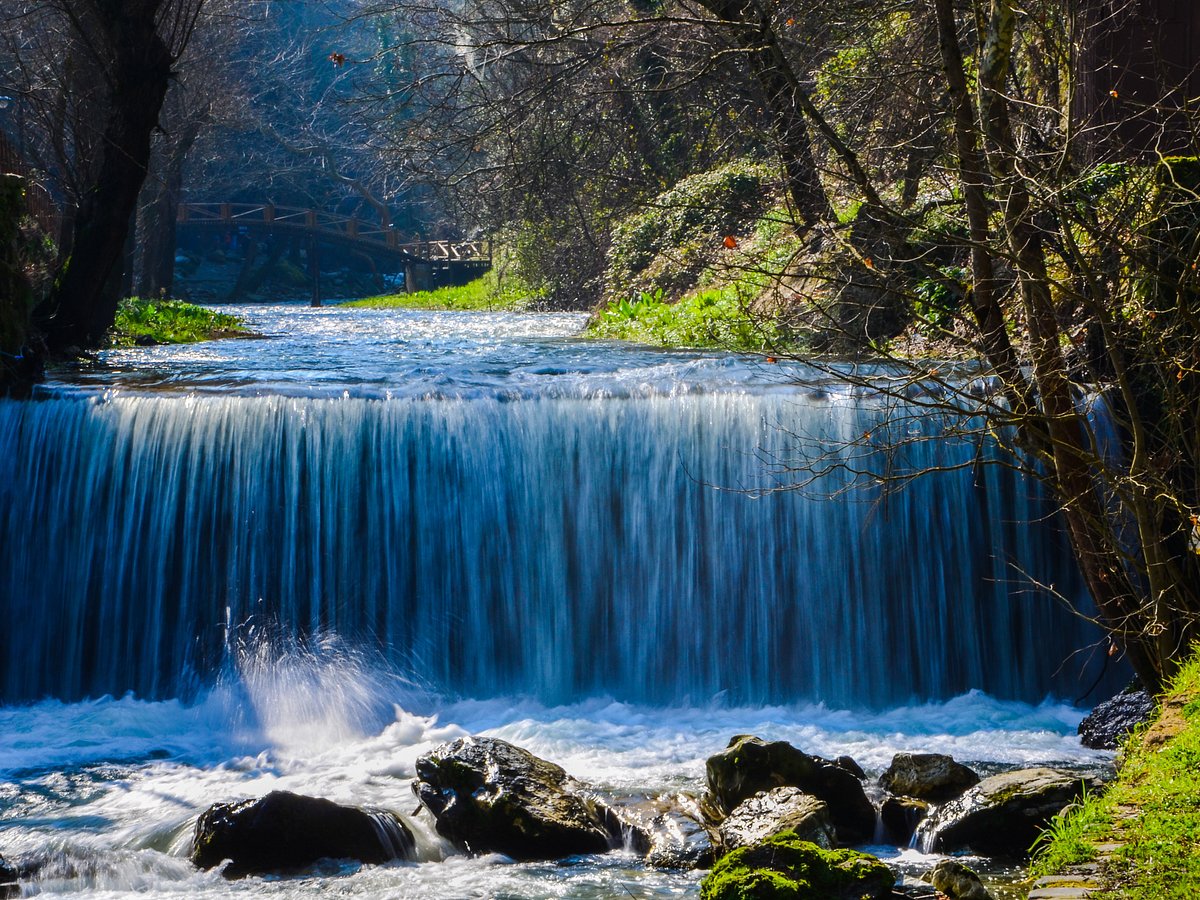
[110,297,248,347]
[1030,654,1200,898]
[341,268,539,311]
[586,285,798,353]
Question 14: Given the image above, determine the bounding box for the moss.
[700,832,893,900]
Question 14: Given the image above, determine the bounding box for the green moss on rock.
[699,832,894,900]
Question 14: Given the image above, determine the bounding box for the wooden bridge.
[176,202,491,302]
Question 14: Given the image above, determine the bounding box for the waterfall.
[0,390,1108,707]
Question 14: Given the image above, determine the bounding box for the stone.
[1078,689,1154,750]
[190,791,414,878]
[717,787,836,852]
[699,831,895,900]
[927,859,993,900]
[413,736,631,860]
[919,767,1097,858]
[835,756,867,779]
[880,752,979,801]
[622,794,715,870]
[0,855,17,900]
[879,796,928,845]
[704,735,876,845]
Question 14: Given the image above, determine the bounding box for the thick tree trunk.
[36,3,172,353]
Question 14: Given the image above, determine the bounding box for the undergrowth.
[343,264,541,311]
[1030,653,1200,899]
[110,297,248,347]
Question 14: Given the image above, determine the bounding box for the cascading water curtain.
[0,392,1113,707]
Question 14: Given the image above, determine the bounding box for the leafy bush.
[606,160,779,302]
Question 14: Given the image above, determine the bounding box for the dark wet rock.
[700,831,895,900]
[704,735,876,845]
[835,756,867,779]
[919,767,1097,858]
[1078,688,1154,750]
[880,753,979,802]
[414,736,631,860]
[620,793,715,870]
[927,859,993,900]
[0,856,17,900]
[717,787,836,852]
[191,791,414,877]
[880,796,928,845]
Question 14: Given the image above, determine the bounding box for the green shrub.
[606,160,779,302]
[110,297,247,347]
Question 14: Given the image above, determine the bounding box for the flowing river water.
[0,304,1116,898]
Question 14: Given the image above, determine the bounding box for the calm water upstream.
[0,303,1114,898]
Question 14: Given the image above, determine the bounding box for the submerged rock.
[191,791,414,877]
[927,859,993,900]
[699,831,894,900]
[880,753,979,802]
[919,767,1097,858]
[1078,688,1154,750]
[704,735,875,845]
[717,787,836,852]
[879,796,928,845]
[414,736,631,860]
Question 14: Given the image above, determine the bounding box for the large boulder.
[919,767,1097,858]
[699,831,894,900]
[879,753,979,802]
[1078,689,1154,750]
[705,736,875,845]
[717,787,836,852]
[191,791,415,877]
[414,736,630,860]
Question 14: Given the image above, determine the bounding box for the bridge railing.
[177,202,491,262]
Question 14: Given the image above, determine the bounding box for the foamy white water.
[0,644,1108,899]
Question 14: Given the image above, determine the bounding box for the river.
[0,303,1115,898]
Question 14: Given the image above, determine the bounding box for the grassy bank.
[587,284,798,353]
[110,297,249,347]
[1031,654,1200,897]
[342,266,539,311]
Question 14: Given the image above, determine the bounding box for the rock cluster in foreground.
[182,726,1099,897]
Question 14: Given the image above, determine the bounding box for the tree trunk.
[36,3,173,352]
[139,112,207,299]
[977,0,1168,692]
[694,0,833,229]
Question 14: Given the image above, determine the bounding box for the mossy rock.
[700,832,894,900]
